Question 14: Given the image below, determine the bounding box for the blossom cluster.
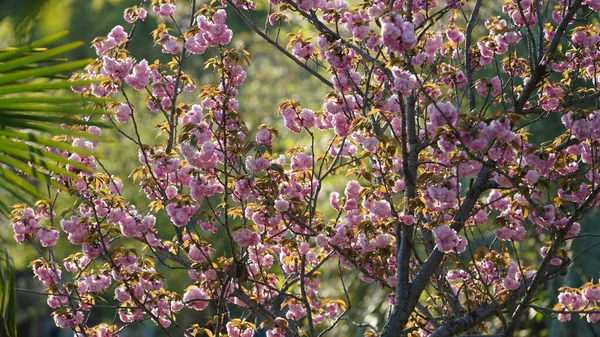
[11,0,600,336]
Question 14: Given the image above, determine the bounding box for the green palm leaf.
[0,244,16,337]
[0,30,112,216]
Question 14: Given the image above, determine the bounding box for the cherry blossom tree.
[10,0,600,336]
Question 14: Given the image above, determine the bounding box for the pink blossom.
[297,0,321,11]
[473,210,488,225]
[188,244,210,262]
[165,185,178,199]
[427,185,458,209]
[185,33,208,54]
[33,264,61,287]
[291,153,313,170]
[587,313,600,323]
[153,3,176,18]
[78,273,111,293]
[523,170,541,185]
[490,76,502,96]
[229,65,247,87]
[434,226,459,253]
[197,10,233,46]
[53,310,84,328]
[502,277,521,290]
[433,225,466,253]
[446,29,465,44]
[108,25,128,44]
[233,179,253,201]
[114,104,131,123]
[487,189,510,210]
[301,109,316,128]
[15,0,600,333]
[427,102,458,131]
[125,60,151,90]
[292,42,315,59]
[381,15,417,53]
[256,128,273,144]
[572,119,593,140]
[184,286,209,310]
[12,207,41,243]
[139,7,147,20]
[501,31,521,45]
[494,224,526,241]
[226,321,255,337]
[246,156,270,173]
[331,113,351,136]
[391,67,419,97]
[101,56,133,81]
[160,34,181,54]
[565,222,581,239]
[165,203,199,227]
[345,180,361,196]
[286,303,307,320]
[124,7,145,23]
[145,232,162,247]
[558,291,586,308]
[584,287,600,302]
[233,228,260,246]
[475,80,488,96]
[362,137,379,152]
[88,126,102,137]
[274,199,290,212]
[447,269,470,281]
[557,313,572,322]
[370,200,391,219]
[330,192,340,210]
[282,107,301,133]
[541,97,560,111]
[373,233,392,248]
[37,228,59,247]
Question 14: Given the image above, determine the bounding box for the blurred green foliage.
[0,243,16,337]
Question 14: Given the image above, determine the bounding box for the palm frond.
[0,30,112,215]
[0,244,16,337]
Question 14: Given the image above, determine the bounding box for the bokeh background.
[0,0,598,336]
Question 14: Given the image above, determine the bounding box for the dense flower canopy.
[10,0,600,336]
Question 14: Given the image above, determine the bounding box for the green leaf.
[0,129,99,157]
[0,78,105,95]
[0,96,109,105]
[0,41,84,73]
[0,139,92,172]
[0,142,82,179]
[0,103,107,116]
[0,111,108,127]
[0,59,92,86]
[0,245,16,337]
[0,167,47,201]
[0,153,65,190]
[0,30,70,62]
[0,177,31,206]
[0,32,112,216]
[0,123,110,142]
